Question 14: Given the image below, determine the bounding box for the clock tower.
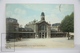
[41,12,45,21]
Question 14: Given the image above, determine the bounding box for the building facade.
[6,18,19,33]
[25,12,51,38]
[6,18,19,40]
[6,12,66,40]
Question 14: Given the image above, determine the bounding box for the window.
[39,25,46,31]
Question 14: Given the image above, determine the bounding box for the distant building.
[6,17,19,32]
[6,18,19,40]
[51,23,61,32]
[51,23,66,38]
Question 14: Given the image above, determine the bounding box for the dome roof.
[41,12,45,16]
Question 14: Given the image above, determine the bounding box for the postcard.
[5,4,74,49]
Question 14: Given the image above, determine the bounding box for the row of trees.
[60,12,74,40]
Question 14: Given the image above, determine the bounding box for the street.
[7,37,74,48]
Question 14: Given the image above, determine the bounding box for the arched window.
[39,24,46,31]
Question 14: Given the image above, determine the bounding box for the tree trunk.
[68,32,69,40]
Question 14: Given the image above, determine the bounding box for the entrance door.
[40,32,47,38]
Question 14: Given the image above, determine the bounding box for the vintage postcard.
[6,4,74,48]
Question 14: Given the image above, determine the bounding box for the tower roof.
[41,12,45,21]
[41,12,45,16]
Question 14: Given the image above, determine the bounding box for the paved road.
[7,37,74,48]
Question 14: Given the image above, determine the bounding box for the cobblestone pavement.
[7,37,74,48]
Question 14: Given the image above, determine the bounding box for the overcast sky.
[6,4,74,27]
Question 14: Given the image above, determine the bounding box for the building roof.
[25,28,34,32]
[6,17,19,25]
[51,32,66,34]
[52,23,60,26]
[19,28,34,32]
[36,20,50,25]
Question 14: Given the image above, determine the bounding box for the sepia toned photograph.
[6,4,74,48]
